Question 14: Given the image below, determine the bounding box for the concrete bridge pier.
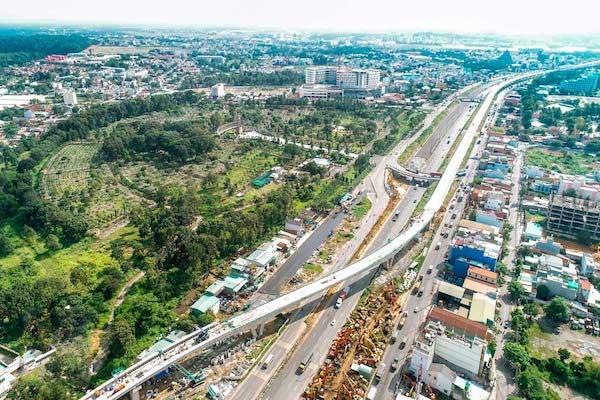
[251,323,265,338]
[130,386,141,400]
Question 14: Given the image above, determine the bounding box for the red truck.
[335,286,350,308]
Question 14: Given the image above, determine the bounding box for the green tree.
[523,302,542,318]
[488,338,497,357]
[0,231,14,256]
[45,233,62,251]
[504,342,531,371]
[544,297,570,323]
[536,284,551,300]
[110,317,135,357]
[508,280,526,302]
[3,122,19,138]
[558,348,571,361]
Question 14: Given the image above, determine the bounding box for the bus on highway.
[298,352,313,374]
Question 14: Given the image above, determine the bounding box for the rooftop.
[463,277,497,295]
[429,307,489,340]
[191,294,220,313]
[468,266,498,281]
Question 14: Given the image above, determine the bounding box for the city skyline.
[4,0,600,35]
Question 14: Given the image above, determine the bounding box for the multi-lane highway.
[232,86,483,400]
[374,91,502,400]
[258,89,482,400]
[81,62,600,400]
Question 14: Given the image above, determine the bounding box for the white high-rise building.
[304,66,338,85]
[63,90,78,106]
[210,83,226,100]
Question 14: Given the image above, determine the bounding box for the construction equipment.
[172,362,206,386]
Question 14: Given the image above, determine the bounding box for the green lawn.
[353,197,372,219]
[303,263,324,275]
[527,148,597,175]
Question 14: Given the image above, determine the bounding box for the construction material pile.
[303,283,401,400]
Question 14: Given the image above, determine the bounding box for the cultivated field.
[40,142,144,229]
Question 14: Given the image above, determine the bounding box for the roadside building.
[191,294,220,316]
[285,218,305,236]
[223,275,248,295]
[449,239,499,278]
[411,308,490,378]
[247,242,277,269]
[468,293,496,325]
[206,280,226,296]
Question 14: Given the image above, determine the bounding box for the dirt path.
[90,270,146,373]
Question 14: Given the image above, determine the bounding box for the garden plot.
[40,142,144,229]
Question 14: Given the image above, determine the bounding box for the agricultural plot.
[40,142,144,229]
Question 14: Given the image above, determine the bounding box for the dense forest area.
[101,120,217,165]
[0,33,91,67]
[0,88,414,396]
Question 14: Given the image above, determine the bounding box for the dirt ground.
[532,319,600,360]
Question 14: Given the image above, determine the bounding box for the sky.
[5,0,600,35]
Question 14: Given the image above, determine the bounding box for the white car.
[330,319,336,326]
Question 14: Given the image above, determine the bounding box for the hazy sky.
[5,0,600,35]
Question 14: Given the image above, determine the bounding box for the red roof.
[428,307,489,340]
[580,279,591,291]
[468,266,498,280]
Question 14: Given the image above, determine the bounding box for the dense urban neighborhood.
[0,15,599,400]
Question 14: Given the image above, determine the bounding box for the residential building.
[475,210,504,229]
[62,90,78,105]
[536,254,579,300]
[581,253,597,276]
[559,72,599,94]
[449,239,500,278]
[467,266,498,285]
[525,222,543,241]
[284,218,305,236]
[410,308,490,377]
[210,83,225,100]
[547,194,600,241]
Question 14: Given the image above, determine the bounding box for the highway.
[259,89,483,400]
[374,90,502,400]
[233,89,480,400]
[81,62,600,400]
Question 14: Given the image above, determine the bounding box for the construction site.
[303,281,405,400]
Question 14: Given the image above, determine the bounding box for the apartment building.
[299,66,382,99]
[547,194,600,241]
[410,308,490,377]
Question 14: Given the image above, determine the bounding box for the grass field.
[353,197,372,219]
[527,148,598,175]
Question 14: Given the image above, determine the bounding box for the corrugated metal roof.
[438,281,465,300]
[468,293,496,324]
[191,295,220,313]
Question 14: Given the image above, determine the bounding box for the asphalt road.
[375,87,510,400]
[258,199,359,296]
[260,91,480,400]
